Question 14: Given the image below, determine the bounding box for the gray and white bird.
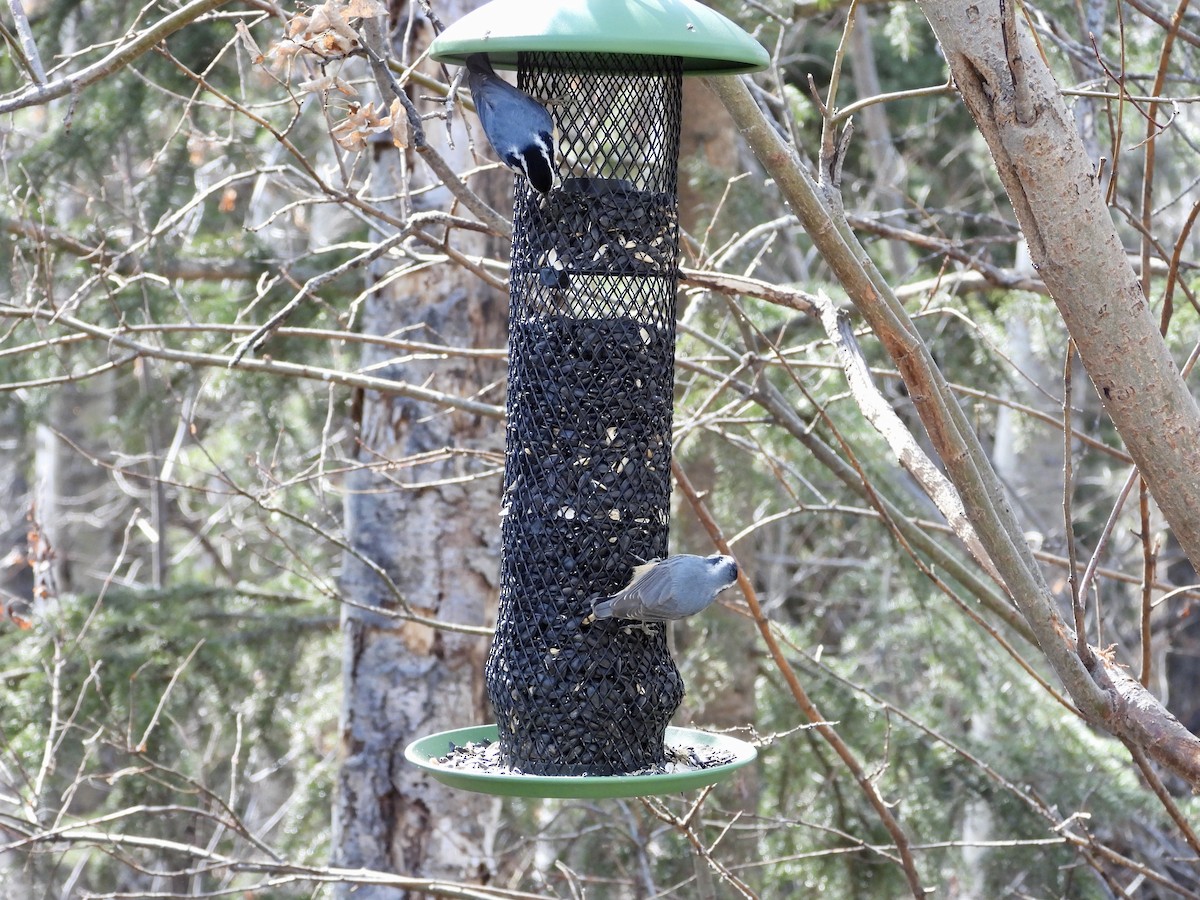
[589,554,740,623]
[464,53,555,194]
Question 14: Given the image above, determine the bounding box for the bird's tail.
[465,53,494,77]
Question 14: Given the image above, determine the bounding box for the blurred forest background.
[4,0,1200,896]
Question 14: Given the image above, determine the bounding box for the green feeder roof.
[428,0,769,75]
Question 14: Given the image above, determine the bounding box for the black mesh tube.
[486,53,684,776]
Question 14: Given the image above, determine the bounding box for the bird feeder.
[411,0,768,796]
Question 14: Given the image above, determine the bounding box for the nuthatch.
[589,554,739,623]
[464,54,555,194]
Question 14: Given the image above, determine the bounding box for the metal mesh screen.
[486,53,684,776]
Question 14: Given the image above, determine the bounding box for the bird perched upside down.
[587,554,740,623]
[464,53,555,194]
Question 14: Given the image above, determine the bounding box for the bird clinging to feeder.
[464,53,555,193]
[589,554,739,623]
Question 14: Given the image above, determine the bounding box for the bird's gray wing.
[603,561,681,620]
[467,74,503,135]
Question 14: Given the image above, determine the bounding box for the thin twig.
[1138,482,1156,687]
[638,795,758,899]
[6,0,46,82]
[1125,741,1200,858]
[1140,0,1194,303]
[831,80,955,123]
[0,0,233,114]
[671,459,927,898]
[2,823,544,898]
[1063,340,1092,666]
[230,232,408,365]
[136,640,206,752]
[1,303,504,418]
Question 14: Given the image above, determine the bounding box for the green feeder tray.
[404,725,757,799]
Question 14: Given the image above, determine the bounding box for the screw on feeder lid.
[428,0,770,75]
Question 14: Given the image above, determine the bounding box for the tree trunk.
[332,4,508,894]
[848,7,913,276]
[34,377,130,597]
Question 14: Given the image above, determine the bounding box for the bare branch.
[0,0,233,114]
[816,294,1003,585]
[5,0,46,83]
[706,70,1200,783]
[0,304,504,418]
[672,459,928,898]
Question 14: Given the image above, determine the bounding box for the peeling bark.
[817,297,1002,585]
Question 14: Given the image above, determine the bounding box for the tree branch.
[919,0,1200,575]
[816,294,1003,585]
[0,304,504,419]
[0,0,233,114]
[705,70,1200,784]
[672,459,928,898]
